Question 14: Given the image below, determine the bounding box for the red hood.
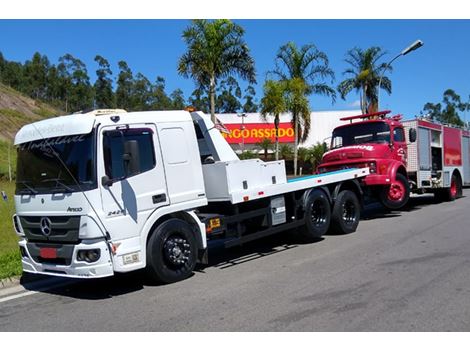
[322,144,390,163]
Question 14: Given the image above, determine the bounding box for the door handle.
[152,194,166,204]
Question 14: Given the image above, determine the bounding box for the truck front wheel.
[331,190,360,234]
[379,173,410,210]
[146,218,198,284]
[298,189,331,241]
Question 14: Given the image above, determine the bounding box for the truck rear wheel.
[331,190,360,234]
[146,218,198,284]
[298,189,331,241]
[379,173,410,210]
[437,173,462,202]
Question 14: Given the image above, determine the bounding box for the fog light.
[77,249,101,263]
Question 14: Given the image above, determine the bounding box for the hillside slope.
[0,83,62,142]
[0,83,62,179]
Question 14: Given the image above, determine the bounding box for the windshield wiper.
[17,180,38,195]
[41,178,74,192]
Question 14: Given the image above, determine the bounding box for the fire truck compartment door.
[463,136,470,185]
[418,127,431,171]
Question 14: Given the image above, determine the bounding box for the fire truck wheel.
[331,190,360,234]
[146,218,198,284]
[379,173,410,210]
[298,189,331,241]
[440,173,462,202]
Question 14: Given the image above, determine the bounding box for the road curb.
[0,276,21,290]
[0,273,71,298]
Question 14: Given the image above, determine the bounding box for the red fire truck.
[318,110,470,209]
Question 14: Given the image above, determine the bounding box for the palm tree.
[337,47,392,114]
[271,42,336,175]
[178,19,256,123]
[256,138,274,161]
[305,142,328,173]
[260,80,288,160]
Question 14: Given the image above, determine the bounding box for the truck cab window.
[103,129,156,179]
[393,127,405,142]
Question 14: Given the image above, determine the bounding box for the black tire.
[331,190,360,234]
[379,173,410,210]
[437,173,462,202]
[298,189,331,241]
[146,218,198,284]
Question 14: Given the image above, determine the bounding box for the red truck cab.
[318,110,415,210]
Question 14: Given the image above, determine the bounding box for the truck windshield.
[16,133,96,194]
[331,122,391,149]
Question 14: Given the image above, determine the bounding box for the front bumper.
[363,174,392,186]
[19,238,114,279]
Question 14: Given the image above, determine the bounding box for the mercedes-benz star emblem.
[40,217,52,237]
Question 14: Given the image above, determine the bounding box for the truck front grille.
[19,216,81,244]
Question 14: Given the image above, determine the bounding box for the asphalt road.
[1,190,470,331]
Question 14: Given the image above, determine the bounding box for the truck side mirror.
[123,140,141,177]
[101,175,113,187]
[409,128,417,143]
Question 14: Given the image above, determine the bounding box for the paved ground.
[1,190,470,331]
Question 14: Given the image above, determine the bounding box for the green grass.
[0,139,16,180]
[0,180,22,279]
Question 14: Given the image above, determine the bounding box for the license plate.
[40,247,57,259]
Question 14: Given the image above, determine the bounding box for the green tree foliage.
[151,76,173,110]
[58,54,93,112]
[338,46,391,113]
[94,55,115,109]
[279,144,293,160]
[188,87,210,112]
[242,85,258,113]
[131,73,153,111]
[305,142,328,172]
[178,19,256,122]
[270,41,335,175]
[116,60,134,110]
[23,52,50,100]
[256,137,274,161]
[421,89,467,127]
[170,89,186,110]
[0,52,189,114]
[216,77,242,113]
[260,80,288,160]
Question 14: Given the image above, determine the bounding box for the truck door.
[98,124,168,241]
[392,126,407,165]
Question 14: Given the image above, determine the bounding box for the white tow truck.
[12,109,369,283]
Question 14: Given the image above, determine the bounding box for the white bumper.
[19,238,114,279]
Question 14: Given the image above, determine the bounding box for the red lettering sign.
[221,123,295,144]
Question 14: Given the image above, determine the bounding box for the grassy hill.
[0,83,62,279]
[0,83,62,179]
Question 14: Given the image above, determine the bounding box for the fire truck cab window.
[393,127,406,142]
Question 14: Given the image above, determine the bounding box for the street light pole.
[377,39,423,110]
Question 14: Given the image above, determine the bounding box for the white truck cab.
[13,109,369,283]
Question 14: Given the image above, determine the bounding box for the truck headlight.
[368,162,377,173]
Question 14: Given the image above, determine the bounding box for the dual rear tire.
[298,189,360,241]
